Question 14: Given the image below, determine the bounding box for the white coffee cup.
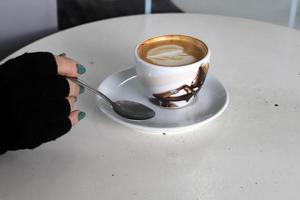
[135,34,210,108]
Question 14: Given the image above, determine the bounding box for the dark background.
[58,0,182,29]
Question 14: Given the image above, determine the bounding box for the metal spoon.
[70,78,155,120]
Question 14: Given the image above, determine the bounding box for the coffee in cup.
[135,35,210,108]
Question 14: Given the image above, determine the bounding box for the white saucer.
[96,68,229,134]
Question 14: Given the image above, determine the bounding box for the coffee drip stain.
[150,63,209,108]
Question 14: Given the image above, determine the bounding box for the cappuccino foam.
[146,44,197,66]
[138,37,206,67]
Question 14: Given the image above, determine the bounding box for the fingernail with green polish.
[76,64,86,74]
[79,85,85,94]
[78,111,86,121]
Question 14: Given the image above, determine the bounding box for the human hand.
[54,53,86,126]
[0,52,86,153]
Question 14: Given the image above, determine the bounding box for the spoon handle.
[69,78,113,106]
[59,53,114,106]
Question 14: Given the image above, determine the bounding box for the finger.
[66,96,76,111]
[42,75,69,99]
[59,53,66,57]
[42,98,71,120]
[44,118,72,143]
[4,52,58,79]
[67,78,84,97]
[54,55,86,77]
[69,110,86,126]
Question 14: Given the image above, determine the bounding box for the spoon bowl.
[70,78,155,120]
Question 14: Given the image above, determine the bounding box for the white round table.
[1,14,300,200]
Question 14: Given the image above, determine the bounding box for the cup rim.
[135,34,210,69]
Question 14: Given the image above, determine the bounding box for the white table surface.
[1,14,300,200]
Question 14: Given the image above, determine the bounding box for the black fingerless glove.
[0,52,72,154]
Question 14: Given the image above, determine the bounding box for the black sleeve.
[0,52,72,154]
